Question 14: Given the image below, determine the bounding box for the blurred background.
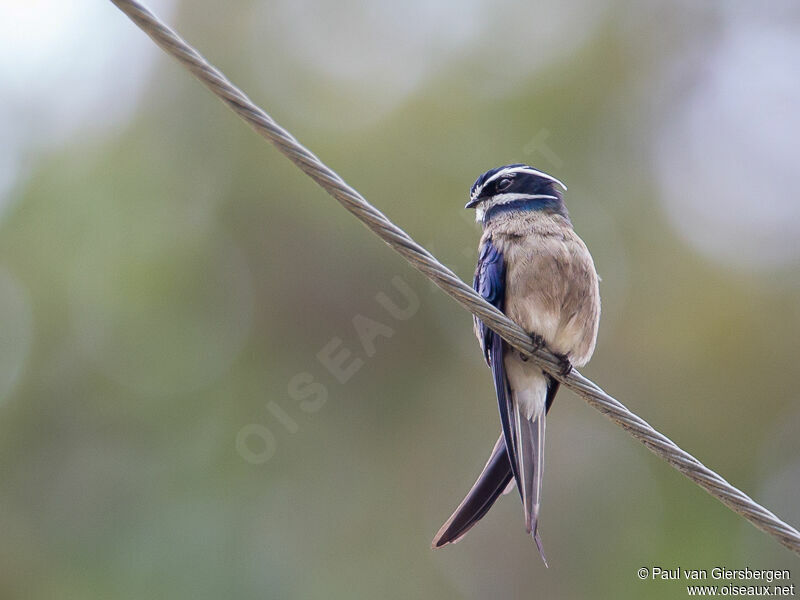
[1,0,799,598]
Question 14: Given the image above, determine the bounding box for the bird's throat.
[482,197,567,224]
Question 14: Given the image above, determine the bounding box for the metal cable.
[110,0,800,555]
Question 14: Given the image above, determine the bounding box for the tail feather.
[431,435,512,548]
[505,364,551,566]
[514,406,547,566]
[432,374,559,559]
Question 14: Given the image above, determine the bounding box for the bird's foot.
[520,332,545,361]
[554,353,573,377]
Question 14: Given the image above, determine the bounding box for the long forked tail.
[514,406,547,566]
[433,376,559,556]
[431,434,513,548]
[504,364,556,566]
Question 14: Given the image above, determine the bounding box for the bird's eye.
[497,178,513,191]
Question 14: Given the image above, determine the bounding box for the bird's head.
[466,164,569,224]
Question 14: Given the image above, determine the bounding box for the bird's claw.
[554,353,573,377]
[520,333,545,361]
[520,335,571,378]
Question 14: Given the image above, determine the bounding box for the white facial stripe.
[489,193,560,204]
[474,194,560,222]
[471,166,567,201]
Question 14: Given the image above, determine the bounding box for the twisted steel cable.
[110,0,800,555]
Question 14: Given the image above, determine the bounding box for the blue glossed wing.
[473,239,523,499]
[473,240,505,363]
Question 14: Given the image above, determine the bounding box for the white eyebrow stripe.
[472,166,567,200]
[485,166,567,190]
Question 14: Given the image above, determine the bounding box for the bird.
[431,164,601,565]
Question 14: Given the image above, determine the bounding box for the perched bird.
[432,164,601,564]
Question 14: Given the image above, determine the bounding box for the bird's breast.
[489,224,600,366]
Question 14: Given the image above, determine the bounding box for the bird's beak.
[464,197,481,209]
